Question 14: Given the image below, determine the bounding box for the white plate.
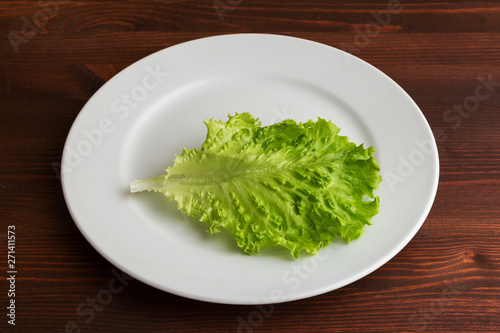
[61,34,439,304]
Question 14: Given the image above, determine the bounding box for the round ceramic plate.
[61,34,439,304]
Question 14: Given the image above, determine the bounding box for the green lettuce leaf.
[130,113,381,258]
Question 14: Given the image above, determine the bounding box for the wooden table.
[1,1,499,332]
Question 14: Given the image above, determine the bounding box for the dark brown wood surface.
[1,1,499,332]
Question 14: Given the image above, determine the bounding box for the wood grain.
[1,0,499,332]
